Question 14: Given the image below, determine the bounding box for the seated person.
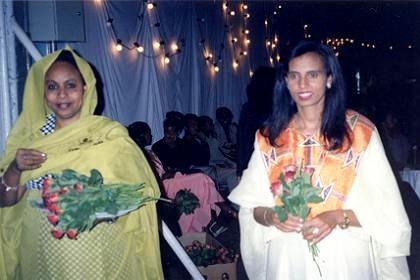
[183,114,211,167]
[214,107,238,162]
[129,121,226,234]
[152,118,190,174]
[198,116,238,194]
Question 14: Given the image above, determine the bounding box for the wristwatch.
[339,210,350,229]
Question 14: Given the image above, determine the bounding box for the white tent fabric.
[70,1,251,140]
[0,1,17,154]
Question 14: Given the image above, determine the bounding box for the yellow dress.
[0,47,164,279]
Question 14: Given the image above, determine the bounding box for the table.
[400,169,420,199]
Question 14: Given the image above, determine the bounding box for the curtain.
[70,1,253,140]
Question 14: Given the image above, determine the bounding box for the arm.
[0,149,46,206]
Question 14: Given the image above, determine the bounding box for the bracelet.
[1,176,18,192]
[339,210,350,229]
[263,208,270,226]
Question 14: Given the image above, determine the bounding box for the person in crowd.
[214,107,238,162]
[380,111,411,171]
[128,121,225,234]
[229,41,411,279]
[0,48,163,279]
[166,111,185,137]
[237,66,276,178]
[152,118,190,175]
[198,115,238,193]
[183,114,211,167]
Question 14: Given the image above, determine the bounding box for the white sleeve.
[228,139,273,208]
[346,128,411,279]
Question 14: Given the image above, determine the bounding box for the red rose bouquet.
[271,164,324,275]
[32,169,155,239]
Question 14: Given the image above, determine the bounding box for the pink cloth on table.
[163,172,224,233]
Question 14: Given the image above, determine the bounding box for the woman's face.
[44,61,85,129]
[286,52,332,113]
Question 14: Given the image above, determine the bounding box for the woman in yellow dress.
[0,47,163,279]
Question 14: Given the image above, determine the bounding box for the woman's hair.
[216,107,233,122]
[52,50,86,85]
[127,121,151,147]
[264,40,349,151]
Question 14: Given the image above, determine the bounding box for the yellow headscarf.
[0,46,97,174]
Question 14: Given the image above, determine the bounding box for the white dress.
[229,129,411,280]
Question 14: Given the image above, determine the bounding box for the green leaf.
[88,169,103,187]
[273,205,287,222]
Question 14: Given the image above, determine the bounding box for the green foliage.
[273,171,323,222]
[33,169,155,239]
[174,189,200,215]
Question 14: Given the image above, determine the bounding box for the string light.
[115,39,123,52]
[164,54,170,64]
[171,43,179,52]
[243,4,248,10]
[232,60,239,69]
[229,10,235,16]
[214,64,220,72]
[223,2,228,11]
[243,29,250,35]
[244,38,251,44]
[147,2,155,10]
[153,40,161,49]
[134,42,144,53]
[264,19,268,26]
[106,18,113,27]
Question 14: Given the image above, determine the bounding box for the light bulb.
[230,10,235,16]
[243,4,248,10]
[232,60,239,69]
[115,39,123,52]
[147,2,154,10]
[153,40,161,49]
[214,64,220,72]
[164,55,170,64]
[171,43,178,51]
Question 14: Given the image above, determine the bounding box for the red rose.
[58,187,69,194]
[270,181,282,196]
[46,193,59,203]
[283,165,297,183]
[51,228,65,239]
[73,183,83,192]
[47,214,59,225]
[66,229,78,239]
[304,166,315,175]
[43,178,52,189]
[48,204,63,215]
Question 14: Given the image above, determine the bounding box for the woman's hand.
[269,211,303,233]
[254,207,303,233]
[13,148,47,172]
[302,210,340,244]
